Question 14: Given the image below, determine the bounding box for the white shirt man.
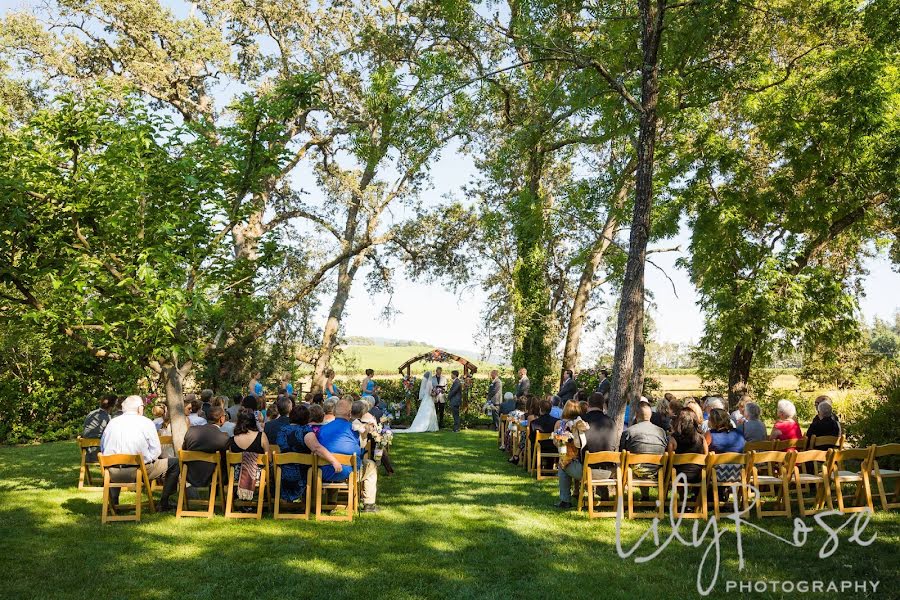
[100,395,181,510]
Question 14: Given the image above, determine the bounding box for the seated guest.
[499,392,516,416]
[702,397,726,431]
[186,398,207,427]
[731,394,751,427]
[311,392,324,405]
[200,389,214,422]
[706,408,745,494]
[683,398,707,433]
[737,402,766,442]
[229,408,270,502]
[317,398,380,513]
[806,400,841,448]
[651,394,672,432]
[322,398,337,424]
[182,406,229,492]
[264,395,293,445]
[308,404,326,432]
[549,396,563,420]
[83,394,116,461]
[620,402,668,502]
[368,397,385,421]
[100,395,179,510]
[151,405,168,432]
[769,399,802,448]
[530,397,560,459]
[276,404,343,502]
[557,393,616,509]
[666,409,708,485]
[809,394,842,433]
[227,394,242,421]
[240,395,264,431]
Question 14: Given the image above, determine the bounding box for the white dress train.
[395,373,439,433]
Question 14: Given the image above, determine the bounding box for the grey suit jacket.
[447,379,463,407]
[487,378,502,405]
[515,377,530,397]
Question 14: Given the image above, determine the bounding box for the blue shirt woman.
[276,423,314,501]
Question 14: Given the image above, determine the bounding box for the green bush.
[841,369,900,449]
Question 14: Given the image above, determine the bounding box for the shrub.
[841,369,900,448]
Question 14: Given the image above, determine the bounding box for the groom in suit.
[432,367,448,429]
[447,370,463,432]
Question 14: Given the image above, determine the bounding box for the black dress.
[673,436,705,483]
[229,432,266,454]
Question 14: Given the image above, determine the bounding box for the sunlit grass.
[0,430,897,599]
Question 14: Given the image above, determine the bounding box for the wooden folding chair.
[774,438,807,451]
[524,433,533,473]
[274,452,316,520]
[871,443,900,511]
[507,420,523,462]
[224,451,269,519]
[828,446,875,514]
[789,450,833,517]
[315,453,358,522]
[77,437,103,490]
[667,452,708,520]
[533,432,558,480]
[808,435,844,450]
[176,450,225,518]
[577,451,624,518]
[623,452,667,519]
[98,453,155,524]
[746,450,793,518]
[706,452,748,519]
[498,415,507,450]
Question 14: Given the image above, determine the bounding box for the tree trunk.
[561,164,633,369]
[727,344,753,409]
[311,260,358,391]
[608,0,667,445]
[163,363,191,451]
[510,149,554,396]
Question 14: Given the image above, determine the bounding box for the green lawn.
[1,431,897,599]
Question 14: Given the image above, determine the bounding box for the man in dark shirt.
[806,400,841,448]
[200,388,214,421]
[82,394,116,462]
[529,398,560,457]
[182,407,229,491]
[264,395,293,446]
[557,392,616,509]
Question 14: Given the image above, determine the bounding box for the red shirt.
[773,419,802,450]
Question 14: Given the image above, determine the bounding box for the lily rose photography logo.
[615,476,882,597]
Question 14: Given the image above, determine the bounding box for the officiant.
[431,367,448,429]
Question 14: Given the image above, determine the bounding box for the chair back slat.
[584,450,623,467]
[809,435,843,449]
[875,443,900,458]
[179,450,220,464]
[534,432,553,442]
[276,452,316,466]
[706,452,745,466]
[669,452,707,467]
[792,449,830,465]
[99,453,142,468]
[625,452,666,467]
[226,451,269,467]
[744,441,774,452]
[749,450,789,465]
[78,437,101,449]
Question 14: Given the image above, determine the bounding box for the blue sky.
[3,0,897,360]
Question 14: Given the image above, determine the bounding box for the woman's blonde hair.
[562,400,581,420]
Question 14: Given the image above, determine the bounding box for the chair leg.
[176,465,188,518]
[101,473,110,524]
[626,471,634,519]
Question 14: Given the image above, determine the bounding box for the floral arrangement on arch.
[402,375,417,396]
[430,349,451,362]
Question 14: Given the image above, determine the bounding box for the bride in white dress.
[395,370,439,433]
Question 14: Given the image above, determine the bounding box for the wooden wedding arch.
[397,349,478,409]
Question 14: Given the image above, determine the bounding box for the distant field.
[655,372,800,395]
[312,344,504,376]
